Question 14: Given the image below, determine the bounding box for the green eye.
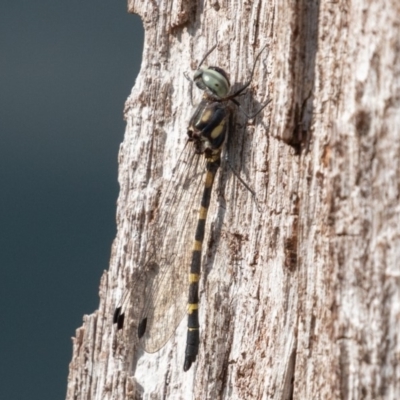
[193,67,230,98]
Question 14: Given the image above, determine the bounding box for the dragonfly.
[114,39,270,371]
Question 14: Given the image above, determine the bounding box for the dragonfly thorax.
[187,98,229,156]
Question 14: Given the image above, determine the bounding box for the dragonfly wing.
[138,145,206,353]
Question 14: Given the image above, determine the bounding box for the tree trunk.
[66,1,400,399]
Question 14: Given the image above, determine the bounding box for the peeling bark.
[67,1,400,399]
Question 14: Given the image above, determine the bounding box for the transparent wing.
[129,141,206,353]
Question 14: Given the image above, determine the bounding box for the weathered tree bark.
[66,1,400,399]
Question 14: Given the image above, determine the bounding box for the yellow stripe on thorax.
[200,109,212,123]
[210,121,225,139]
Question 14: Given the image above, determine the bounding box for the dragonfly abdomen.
[184,159,220,372]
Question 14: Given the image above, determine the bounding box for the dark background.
[0,2,143,399]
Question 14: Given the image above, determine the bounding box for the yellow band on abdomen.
[189,273,200,283]
[187,303,199,313]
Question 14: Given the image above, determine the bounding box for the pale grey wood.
[66,1,400,399]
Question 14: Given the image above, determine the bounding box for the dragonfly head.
[193,66,230,99]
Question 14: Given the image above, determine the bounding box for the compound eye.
[194,67,230,98]
[193,69,207,91]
